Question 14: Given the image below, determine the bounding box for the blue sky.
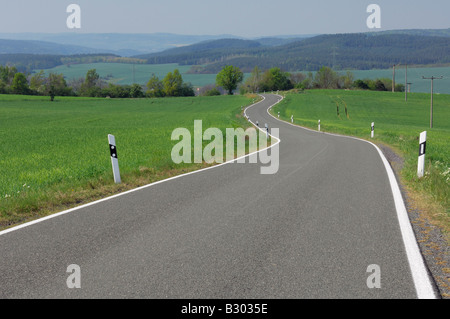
[0,0,449,37]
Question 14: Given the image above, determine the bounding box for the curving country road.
[0,94,436,299]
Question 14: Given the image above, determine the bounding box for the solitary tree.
[146,74,165,97]
[80,69,101,96]
[11,73,30,95]
[163,69,183,97]
[46,73,71,100]
[29,70,47,94]
[314,66,339,89]
[85,69,99,87]
[340,71,355,89]
[216,65,244,95]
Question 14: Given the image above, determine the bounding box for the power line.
[331,46,338,70]
[405,64,408,102]
[422,76,443,128]
[392,63,401,93]
[392,64,396,92]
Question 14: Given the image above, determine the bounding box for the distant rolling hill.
[1,29,449,75]
[134,33,450,73]
[254,36,313,47]
[0,33,243,56]
[372,28,450,38]
[145,38,263,56]
[0,39,107,55]
[133,38,265,65]
[133,37,311,58]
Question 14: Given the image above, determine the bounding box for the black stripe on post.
[419,142,426,156]
[110,144,118,159]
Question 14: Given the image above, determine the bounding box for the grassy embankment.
[271,89,449,240]
[0,94,261,229]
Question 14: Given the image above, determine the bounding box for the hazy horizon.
[1,28,448,40]
[0,0,449,38]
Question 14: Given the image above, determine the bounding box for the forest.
[137,34,450,73]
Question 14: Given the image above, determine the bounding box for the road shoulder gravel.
[378,142,449,299]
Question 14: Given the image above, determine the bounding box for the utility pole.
[331,46,338,70]
[422,76,443,129]
[405,64,408,102]
[392,64,396,93]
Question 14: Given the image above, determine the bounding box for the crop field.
[0,94,256,228]
[41,63,250,88]
[272,89,450,232]
[343,66,450,95]
[43,63,192,85]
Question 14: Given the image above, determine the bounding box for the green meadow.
[343,66,450,95]
[41,63,246,88]
[0,94,255,228]
[272,89,449,232]
[43,63,192,85]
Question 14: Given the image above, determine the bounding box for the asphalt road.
[0,94,435,299]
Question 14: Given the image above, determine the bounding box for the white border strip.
[0,97,281,237]
[267,94,436,299]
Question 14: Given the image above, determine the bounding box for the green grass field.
[2,90,448,232]
[0,94,256,228]
[272,89,449,232]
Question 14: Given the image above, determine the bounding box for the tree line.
[0,66,195,100]
[234,66,405,94]
[201,65,404,96]
[0,64,405,101]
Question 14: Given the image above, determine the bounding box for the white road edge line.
[0,96,281,237]
[266,94,437,300]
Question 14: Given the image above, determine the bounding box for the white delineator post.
[278,112,280,118]
[108,134,121,184]
[417,131,427,178]
[318,120,321,132]
[265,124,269,140]
[291,115,294,123]
[371,122,375,138]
